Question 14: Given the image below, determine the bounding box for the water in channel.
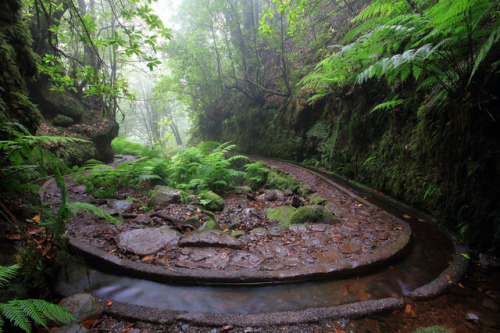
[60,216,452,314]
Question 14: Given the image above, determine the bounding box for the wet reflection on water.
[60,219,452,314]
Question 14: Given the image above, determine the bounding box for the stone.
[288,205,338,225]
[258,243,290,258]
[115,227,180,256]
[282,257,304,267]
[52,324,89,333]
[251,227,269,236]
[339,242,362,255]
[265,206,297,225]
[148,186,186,208]
[182,216,202,229]
[309,193,328,205]
[53,114,75,127]
[178,231,244,249]
[107,200,133,212]
[312,250,341,263]
[264,190,284,201]
[133,214,152,225]
[465,312,480,323]
[230,251,265,268]
[199,219,221,231]
[58,293,103,323]
[283,189,294,197]
[199,191,225,211]
[301,233,330,248]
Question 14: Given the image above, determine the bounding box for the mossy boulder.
[182,216,202,229]
[199,219,221,231]
[199,191,225,211]
[288,205,338,225]
[310,193,328,205]
[234,186,252,195]
[265,206,297,225]
[148,186,188,208]
[53,114,74,127]
[54,140,97,167]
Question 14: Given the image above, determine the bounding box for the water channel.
[59,162,454,315]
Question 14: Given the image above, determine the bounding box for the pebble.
[465,312,480,323]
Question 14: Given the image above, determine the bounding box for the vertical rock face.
[0,0,42,135]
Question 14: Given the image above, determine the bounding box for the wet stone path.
[43,156,410,281]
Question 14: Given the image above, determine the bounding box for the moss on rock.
[265,206,297,225]
[288,205,338,225]
[200,191,225,211]
[53,114,74,127]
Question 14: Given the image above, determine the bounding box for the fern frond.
[68,202,120,224]
[0,265,20,288]
[30,299,75,324]
[370,95,405,113]
[0,302,31,333]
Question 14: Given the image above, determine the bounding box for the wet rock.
[483,298,499,312]
[261,262,284,270]
[265,206,297,225]
[289,205,338,225]
[302,233,330,248]
[199,219,221,231]
[52,324,89,333]
[178,231,244,249]
[230,251,265,269]
[339,242,362,255]
[107,199,133,212]
[132,214,152,225]
[465,312,480,323]
[309,193,328,205]
[291,195,304,208]
[251,227,269,236]
[308,223,327,232]
[284,189,294,196]
[58,293,103,323]
[182,216,202,229]
[115,227,180,256]
[72,185,87,194]
[258,243,290,258]
[288,224,309,233]
[199,191,225,211]
[312,250,341,263]
[99,206,118,216]
[148,186,186,208]
[264,190,284,201]
[282,257,304,267]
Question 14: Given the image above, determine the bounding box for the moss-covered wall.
[0,0,42,135]
[215,75,500,252]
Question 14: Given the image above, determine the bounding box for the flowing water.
[60,218,452,314]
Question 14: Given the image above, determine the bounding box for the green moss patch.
[288,205,337,225]
[265,206,297,225]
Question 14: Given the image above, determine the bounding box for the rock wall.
[215,77,500,252]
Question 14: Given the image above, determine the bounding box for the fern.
[0,265,20,288]
[0,265,75,333]
[67,202,120,225]
[371,95,405,113]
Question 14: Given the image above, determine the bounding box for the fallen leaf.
[81,320,97,329]
[42,244,51,256]
[486,290,493,295]
[331,234,341,237]
[446,274,451,281]
[392,309,400,315]
[458,282,464,288]
[478,287,483,292]
[418,218,425,222]
[405,304,411,313]
[33,215,40,224]
[107,301,112,306]
[142,256,154,261]
[403,214,411,219]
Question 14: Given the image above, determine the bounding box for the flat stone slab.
[178,231,245,249]
[115,227,180,256]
